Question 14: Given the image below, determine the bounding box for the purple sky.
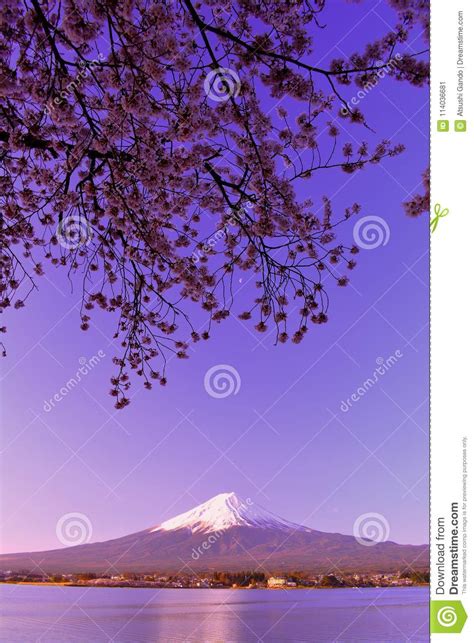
[0,1,429,553]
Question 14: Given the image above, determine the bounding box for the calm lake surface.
[0,585,429,642]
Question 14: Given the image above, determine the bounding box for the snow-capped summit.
[150,491,309,534]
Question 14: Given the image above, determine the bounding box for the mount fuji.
[0,492,428,574]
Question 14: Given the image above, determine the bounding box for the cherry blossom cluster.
[0,0,429,406]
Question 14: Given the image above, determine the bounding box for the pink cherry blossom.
[0,0,429,406]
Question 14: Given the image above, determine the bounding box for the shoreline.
[0,581,429,590]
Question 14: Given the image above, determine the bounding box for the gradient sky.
[0,1,429,553]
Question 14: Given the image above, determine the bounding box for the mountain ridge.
[0,492,428,574]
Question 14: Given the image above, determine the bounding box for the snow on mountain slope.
[150,492,311,534]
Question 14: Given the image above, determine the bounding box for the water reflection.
[0,585,429,642]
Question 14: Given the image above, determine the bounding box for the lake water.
[0,585,429,641]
